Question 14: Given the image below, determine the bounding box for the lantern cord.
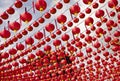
[32,1,35,13]
[19,15,22,26]
[105,9,110,18]
[55,19,58,29]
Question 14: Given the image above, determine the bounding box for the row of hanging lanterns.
[0,0,120,81]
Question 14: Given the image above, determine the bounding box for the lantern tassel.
[32,1,35,13]
[55,19,58,29]
[43,29,46,38]
[105,9,110,18]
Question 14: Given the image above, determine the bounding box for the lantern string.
[69,9,73,19]
[54,19,58,29]
[43,29,46,38]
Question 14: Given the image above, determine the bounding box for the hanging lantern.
[83,0,93,5]
[0,28,11,39]
[67,21,73,27]
[44,45,51,53]
[1,52,9,59]
[104,36,111,43]
[25,37,34,45]
[45,23,55,33]
[14,0,23,8]
[53,39,61,47]
[61,34,70,41]
[93,42,101,49]
[22,29,28,35]
[50,7,57,14]
[99,0,105,3]
[9,21,21,32]
[9,48,17,55]
[85,35,92,43]
[33,21,39,27]
[57,14,67,24]
[36,50,44,58]
[108,0,118,8]
[1,12,9,20]
[85,17,94,26]
[70,4,80,16]
[63,0,70,3]
[6,7,15,15]
[44,12,51,19]
[16,43,24,51]
[95,28,104,37]
[19,58,27,64]
[56,2,63,9]
[79,12,85,18]
[20,9,32,23]
[38,17,45,23]
[72,26,80,35]
[114,31,120,37]
[12,61,19,67]
[95,9,104,19]
[92,2,99,9]
[106,20,114,28]
[21,0,28,2]
[34,31,43,40]
[85,8,91,14]
[35,0,47,11]
[27,25,33,31]
[28,53,35,61]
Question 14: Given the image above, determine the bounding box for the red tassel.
[32,1,35,13]
[55,19,58,29]
[105,9,110,18]
[43,29,46,38]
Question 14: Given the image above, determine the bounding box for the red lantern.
[36,50,44,58]
[108,0,118,8]
[85,8,91,14]
[93,42,101,49]
[6,7,15,15]
[27,25,33,31]
[99,0,105,3]
[67,21,73,27]
[72,26,80,35]
[19,58,26,64]
[1,12,9,20]
[16,43,24,51]
[86,47,92,53]
[1,52,9,59]
[83,0,93,4]
[70,4,80,16]
[9,21,21,32]
[85,35,92,43]
[44,12,51,19]
[106,20,114,28]
[61,34,70,41]
[25,37,34,45]
[22,29,28,35]
[14,0,23,8]
[33,21,39,27]
[56,2,63,9]
[114,31,120,37]
[12,61,19,67]
[28,53,35,60]
[38,17,45,23]
[104,36,111,43]
[9,48,17,55]
[95,9,104,18]
[34,31,43,40]
[53,39,61,47]
[92,2,99,9]
[20,10,32,23]
[45,23,55,33]
[79,12,85,18]
[85,17,94,26]
[63,0,70,3]
[21,0,28,2]
[95,28,104,37]
[44,45,51,52]
[57,14,67,24]
[50,8,57,14]
[0,28,11,39]
[35,0,47,11]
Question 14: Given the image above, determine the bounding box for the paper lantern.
[35,0,47,11]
